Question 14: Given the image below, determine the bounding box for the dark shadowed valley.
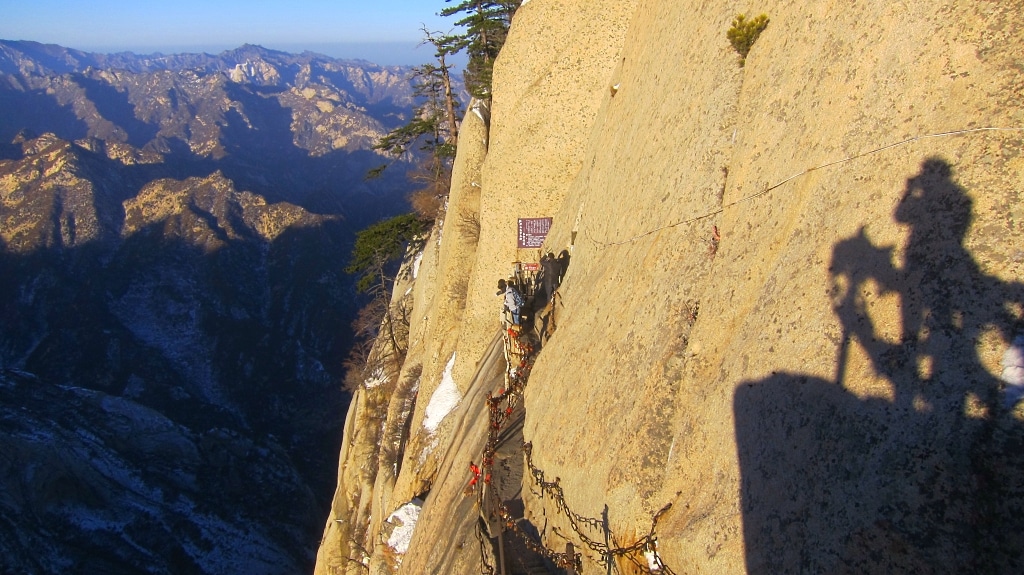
[0,40,438,573]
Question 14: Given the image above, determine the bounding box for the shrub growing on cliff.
[343,214,426,382]
[370,28,461,221]
[727,13,770,67]
[440,1,521,98]
[346,213,426,294]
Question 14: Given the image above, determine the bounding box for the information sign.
[517,217,552,248]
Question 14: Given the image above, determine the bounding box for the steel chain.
[473,326,676,574]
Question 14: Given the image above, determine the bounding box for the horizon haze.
[0,0,459,66]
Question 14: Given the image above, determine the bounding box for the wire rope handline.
[587,126,1024,248]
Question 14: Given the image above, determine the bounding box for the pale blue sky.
[0,0,461,65]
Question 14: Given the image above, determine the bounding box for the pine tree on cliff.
[345,213,426,372]
[369,29,462,219]
[373,31,461,161]
[368,2,519,219]
[440,0,521,98]
[420,27,463,152]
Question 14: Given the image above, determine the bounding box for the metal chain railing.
[524,443,676,574]
[471,325,677,574]
[476,520,496,575]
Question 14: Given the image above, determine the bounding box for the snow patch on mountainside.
[423,353,460,433]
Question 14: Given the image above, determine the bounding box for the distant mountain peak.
[222,43,288,58]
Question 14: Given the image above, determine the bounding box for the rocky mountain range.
[0,40,429,212]
[0,40,437,573]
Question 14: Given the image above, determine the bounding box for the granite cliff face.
[317,1,1023,573]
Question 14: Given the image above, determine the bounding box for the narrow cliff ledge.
[317,1,1024,573]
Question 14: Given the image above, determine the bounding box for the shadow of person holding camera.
[735,157,1024,573]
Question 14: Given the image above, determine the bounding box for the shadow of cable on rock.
[734,157,1024,574]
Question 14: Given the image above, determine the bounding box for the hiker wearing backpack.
[498,279,525,326]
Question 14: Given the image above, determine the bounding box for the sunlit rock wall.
[523,1,1024,573]
[318,1,1024,573]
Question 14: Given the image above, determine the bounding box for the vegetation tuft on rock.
[727,13,770,67]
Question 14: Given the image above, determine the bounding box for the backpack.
[509,286,525,308]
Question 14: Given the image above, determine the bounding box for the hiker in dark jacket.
[539,252,558,305]
[555,249,570,289]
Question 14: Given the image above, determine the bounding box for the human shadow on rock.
[735,157,1024,574]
